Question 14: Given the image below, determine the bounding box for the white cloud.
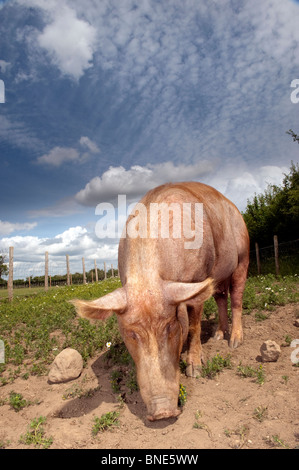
[0,59,10,73]
[206,164,289,211]
[79,136,100,154]
[17,0,97,80]
[0,220,37,236]
[75,160,214,206]
[0,225,118,279]
[36,136,100,167]
[0,115,44,152]
[36,146,80,166]
[74,160,290,213]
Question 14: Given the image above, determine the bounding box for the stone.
[48,348,83,383]
[294,319,299,327]
[260,340,281,362]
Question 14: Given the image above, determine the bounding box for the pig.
[72,182,249,421]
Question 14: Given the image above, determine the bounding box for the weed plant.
[92,411,120,436]
[19,416,53,448]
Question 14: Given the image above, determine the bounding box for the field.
[0,275,298,449]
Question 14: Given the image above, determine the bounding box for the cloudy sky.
[0,0,299,278]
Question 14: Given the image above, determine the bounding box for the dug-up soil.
[1,303,298,450]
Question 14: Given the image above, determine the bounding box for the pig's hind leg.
[185,304,205,377]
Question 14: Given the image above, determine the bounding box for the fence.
[0,248,118,302]
[1,236,298,301]
[249,236,299,276]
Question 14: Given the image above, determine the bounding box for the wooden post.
[255,242,261,275]
[8,246,13,302]
[66,254,70,286]
[104,262,107,280]
[82,257,86,284]
[70,273,72,285]
[94,260,98,282]
[45,251,48,291]
[28,276,31,289]
[274,235,280,276]
[49,275,52,288]
[111,264,114,277]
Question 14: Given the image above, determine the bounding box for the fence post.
[45,251,48,291]
[82,257,86,284]
[111,264,114,277]
[28,276,31,289]
[8,246,13,302]
[66,254,70,286]
[274,235,280,276]
[104,261,107,280]
[94,260,98,282]
[255,242,261,275]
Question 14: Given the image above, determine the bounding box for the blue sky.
[0,0,299,277]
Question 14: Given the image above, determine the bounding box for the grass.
[201,354,232,379]
[0,286,48,300]
[253,405,268,422]
[237,363,266,385]
[92,411,120,436]
[193,410,212,437]
[9,391,30,411]
[0,278,122,383]
[19,416,53,449]
[203,273,299,319]
[0,274,298,386]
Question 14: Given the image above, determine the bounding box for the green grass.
[237,363,266,385]
[92,411,120,436]
[203,273,299,319]
[201,354,232,379]
[19,416,53,448]
[0,278,122,383]
[0,275,298,385]
[0,286,48,300]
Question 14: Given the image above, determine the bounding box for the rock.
[260,340,281,362]
[294,319,299,327]
[48,348,83,383]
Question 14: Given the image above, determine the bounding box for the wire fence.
[0,249,118,296]
[1,236,298,300]
[249,238,299,276]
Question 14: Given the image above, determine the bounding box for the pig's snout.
[146,396,181,421]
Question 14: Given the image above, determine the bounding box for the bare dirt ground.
[1,303,298,450]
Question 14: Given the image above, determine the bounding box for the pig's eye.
[165,320,178,336]
[126,330,138,341]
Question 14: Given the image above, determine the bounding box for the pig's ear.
[164,277,214,305]
[70,287,127,320]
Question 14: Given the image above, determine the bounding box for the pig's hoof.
[229,332,243,349]
[186,364,201,378]
[214,329,224,341]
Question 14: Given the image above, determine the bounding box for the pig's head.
[72,277,213,421]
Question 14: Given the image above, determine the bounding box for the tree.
[242,162,299,248]
[286,129,299,144]
[0,254,8,280]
